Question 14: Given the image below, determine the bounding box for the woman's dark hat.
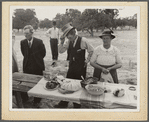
[61,23,75,38]
[99,30,115,39]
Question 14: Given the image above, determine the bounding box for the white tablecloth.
[28,78,137,109]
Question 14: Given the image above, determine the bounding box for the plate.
[43,82,59,91]
[58,87,74,94]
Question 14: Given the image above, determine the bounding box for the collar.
[53,27,57,30]
[28,37,33,44]
[100,45,113,52]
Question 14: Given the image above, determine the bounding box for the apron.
[93,64,119,84]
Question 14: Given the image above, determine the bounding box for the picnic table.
[13,72,137,109]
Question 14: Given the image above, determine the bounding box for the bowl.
[85,84,104,96]
[44,81,59,91]
[81,77,99,89]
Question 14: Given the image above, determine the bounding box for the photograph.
[2,1,147,121]
[11,5,139,110]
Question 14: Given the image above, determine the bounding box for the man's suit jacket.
[20,37,46,72]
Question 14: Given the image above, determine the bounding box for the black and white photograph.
[11,5,140,111]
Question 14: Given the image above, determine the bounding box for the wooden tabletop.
[13,72,43,92]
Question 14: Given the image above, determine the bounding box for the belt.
[50,38,58,39]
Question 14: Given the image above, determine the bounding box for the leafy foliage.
[13,9,39,31]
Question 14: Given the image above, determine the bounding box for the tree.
[66,9,81,22]
[79,9,99,36]
[102,9,119,29]
[39,18,52,29]
[13,9,37,31]
[30,17,39,31]
[96,11,112,31]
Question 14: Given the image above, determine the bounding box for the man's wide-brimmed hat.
[99,30,115,39]
[61,23,75,38]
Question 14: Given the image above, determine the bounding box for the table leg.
[14,91,24,108]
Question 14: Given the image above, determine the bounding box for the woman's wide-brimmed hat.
[99,30,115,39]
[61,23,75,38]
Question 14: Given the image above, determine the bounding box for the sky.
[11,6,139,20]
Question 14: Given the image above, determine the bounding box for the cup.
[43,71,51,81]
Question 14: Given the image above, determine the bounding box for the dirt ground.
[13,29,138,108]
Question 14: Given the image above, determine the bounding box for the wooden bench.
[13,72,43,108]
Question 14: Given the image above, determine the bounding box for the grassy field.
[13,29,138,108]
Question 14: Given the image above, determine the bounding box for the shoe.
[51,62,56,67]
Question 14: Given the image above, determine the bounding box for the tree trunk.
[101,26,104,32]
[90,28,93,37]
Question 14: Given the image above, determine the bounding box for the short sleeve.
[81,37,94,53]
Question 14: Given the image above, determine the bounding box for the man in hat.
[90,30,122,83]
[45,20,60,65]
[20,25,46,108]
[55,23,94,108]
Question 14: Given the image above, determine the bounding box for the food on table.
[85,77,98,84]
[60,81,81,92]
[45,81,59,89]
[57,75,65,81]
[113,89,125,97]
[85,84,104,96]
[81,77,99,88]
[58,87,74,94]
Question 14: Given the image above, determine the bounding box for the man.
[66,28,78,61]
[45,20,59,65]
[20,25,46,108]
[55,23,94,108]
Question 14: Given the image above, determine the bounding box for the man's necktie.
[28,41,31,48]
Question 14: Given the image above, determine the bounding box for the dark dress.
[20,37,46,103]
